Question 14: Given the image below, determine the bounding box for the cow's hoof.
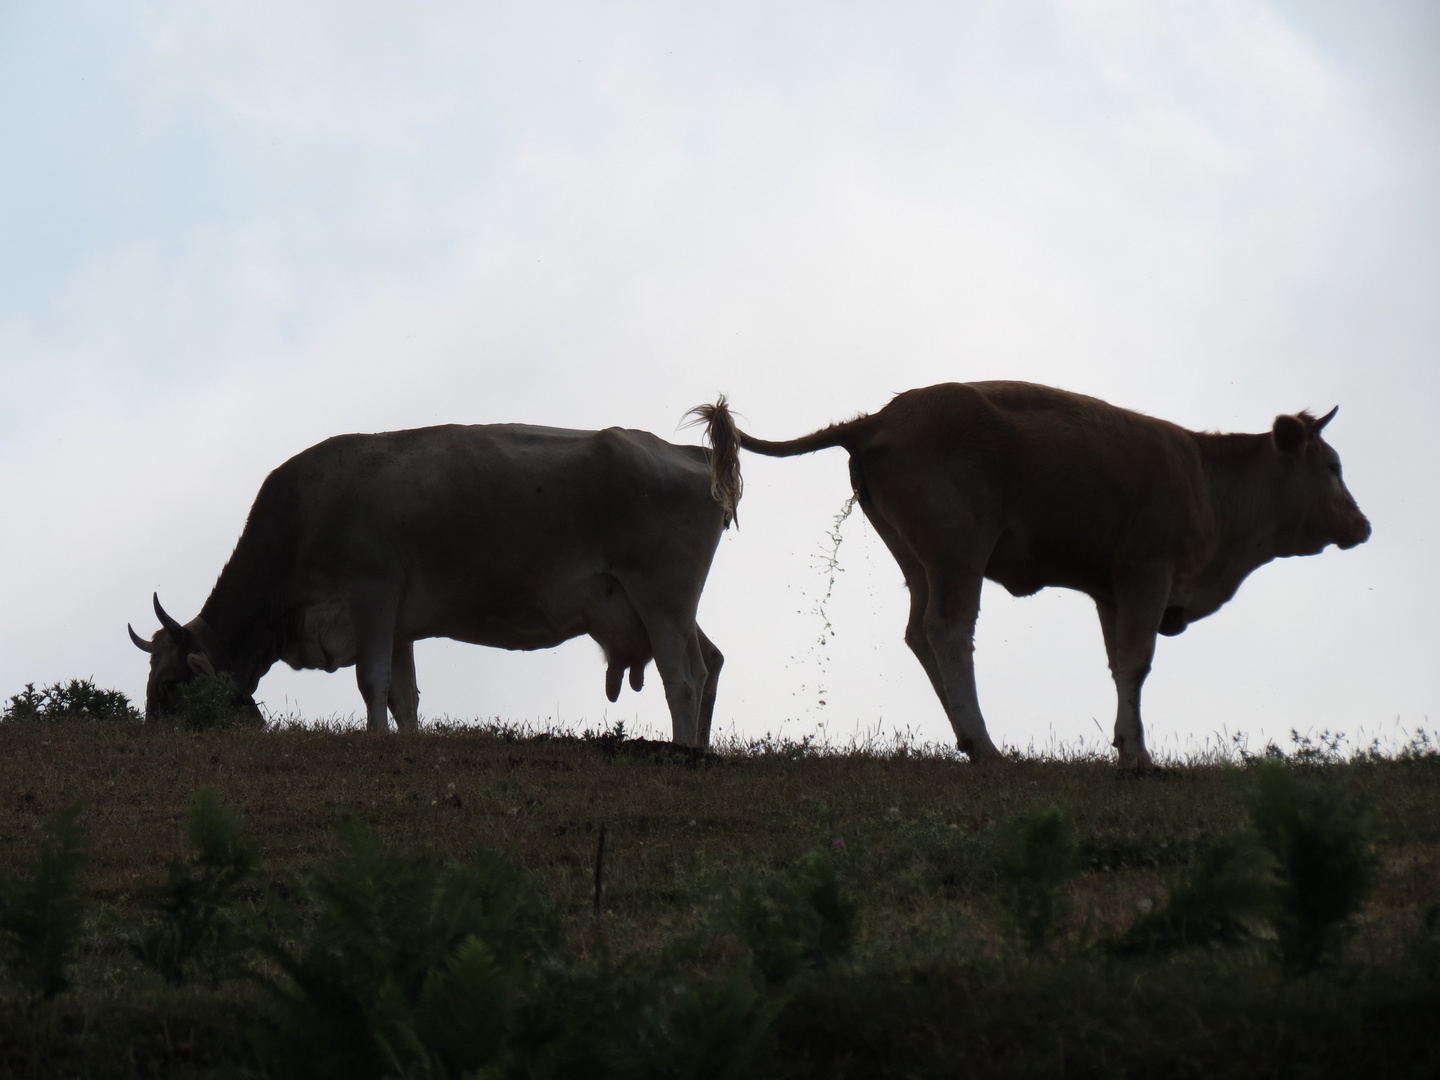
[959,739,1003,765]
[1116,750,1155,772]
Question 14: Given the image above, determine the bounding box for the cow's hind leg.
[388,640,419,732]
[652,625,707,746]
[923,569,1000,760]
[626,596,708,747]
[347,579,403,733]
[861,506,953,713]
[695,626,724,748]
[1095,563,1172,767]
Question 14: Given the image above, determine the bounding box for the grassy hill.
[0,712,1437,1077]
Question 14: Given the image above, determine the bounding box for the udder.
[580,574,652,702]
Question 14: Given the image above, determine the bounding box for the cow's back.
[271,424,721,593]
[857,382,1213,596]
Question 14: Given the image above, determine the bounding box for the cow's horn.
[1315,405,1338,431]
[128,624,153,653]
[153,593,184,636]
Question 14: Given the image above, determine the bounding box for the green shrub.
[515,955,780,1080]
[0,805,90,1001]
[125,808,804,1078]
[630,966,777,1080]
[500,852,847,1077]
[1115,830,1278,954]
[1248,762,1376,974]
[170,672,263,731]
[505,951,775,1080]
[134,786,258,986]
[255,819,550,1079]
[995,803,1078,954]
[733,851,857,986]
[2,679,141,723]
[1416,902,1440,982]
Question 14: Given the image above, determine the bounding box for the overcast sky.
[2,1,1436,757]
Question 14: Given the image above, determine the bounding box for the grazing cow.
[129,410,742,744]
[708,382,1370,764]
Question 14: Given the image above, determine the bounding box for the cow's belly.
[417,610,585,652]
[280,572,641,668]
[399,575,619,653]
[986,530,1110,599]
[279,597,584,671]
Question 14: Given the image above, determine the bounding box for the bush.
[516,956,779,1080]
[733,851,857,986]
[255,819,550,1079]
[1115,830,1278,954]
[0,805,90,1001]
[250,818,803,1079]
[1416,902,1440,982]
[170,672,264,731]
[1248,762,1376,974]
[134,785,258,986]
[640,967,778,1080]
[995,803,1078,954]
[2,679,141,724]
[1114,766,1377,971]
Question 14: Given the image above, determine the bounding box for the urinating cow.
[704,382,1370,765]
[129,409,742,745]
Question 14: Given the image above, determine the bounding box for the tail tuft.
[684,395,743,528]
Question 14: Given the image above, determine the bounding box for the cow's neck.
[198,552,287,697]
[1189,431,1288,614]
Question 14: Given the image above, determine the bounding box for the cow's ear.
[186,653,216,678]
[1272,413,1308,455]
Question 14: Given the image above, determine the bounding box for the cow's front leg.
[388,639,420,732]
[347,580,403,733]
[1096,564,1172,767]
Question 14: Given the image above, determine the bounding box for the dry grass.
[1,719,1438,1077]
[3,720,1436,956]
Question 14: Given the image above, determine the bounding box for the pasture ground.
[0,719,1437,1077]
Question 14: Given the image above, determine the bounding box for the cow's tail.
[693,395,870,460]
[685,395,744,528]
[686,396,875,526]
[731,420,864,458]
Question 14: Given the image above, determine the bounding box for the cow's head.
[1271,407,1371,555]
[128,594,246,719]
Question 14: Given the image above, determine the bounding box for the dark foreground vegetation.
[1,680,1438,1078]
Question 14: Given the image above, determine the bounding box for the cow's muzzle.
[1338,512,1372,549]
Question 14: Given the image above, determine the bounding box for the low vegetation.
[3,680,141,725]
[0,690,1437,1077]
